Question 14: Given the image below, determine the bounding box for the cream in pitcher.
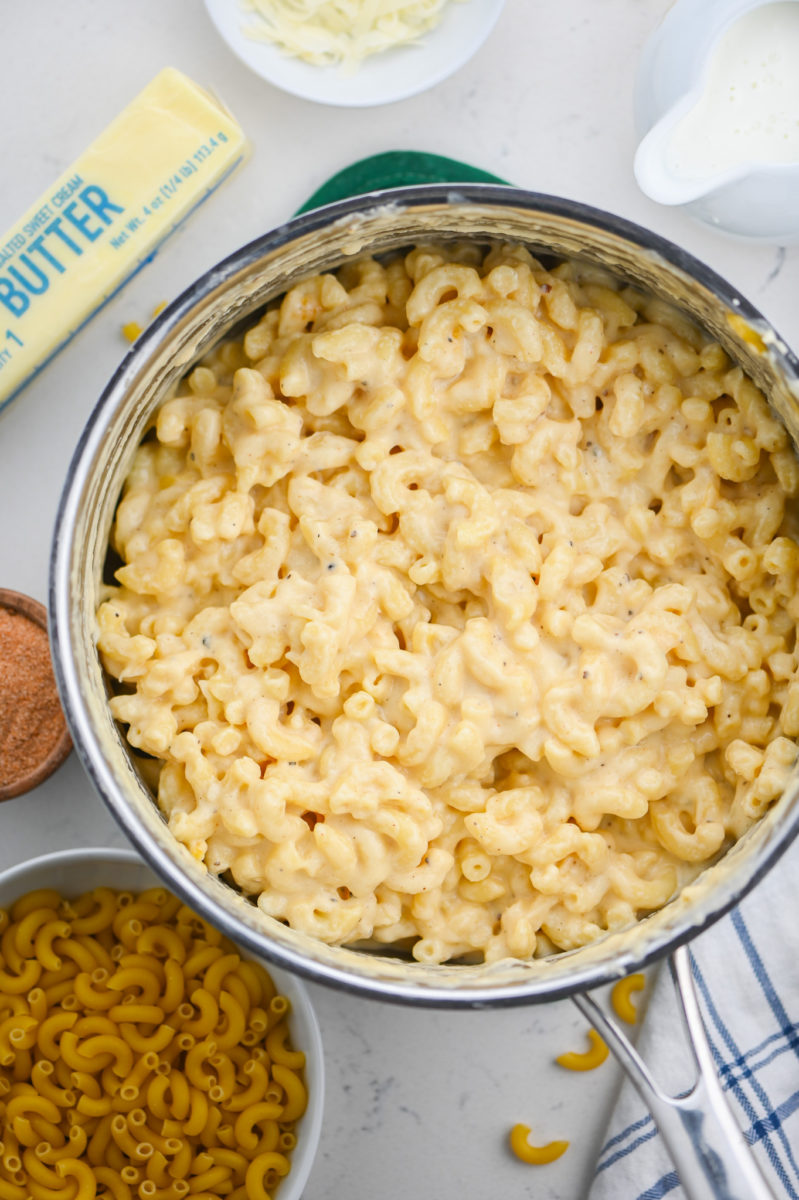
[634,0,799,238]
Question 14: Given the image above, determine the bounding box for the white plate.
[203,0,506,106]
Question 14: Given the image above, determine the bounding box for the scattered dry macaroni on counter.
[0,885,307,1200]
[97,241,799,964]
[611,973,646,1024]
[555,1029,609,1072]
[509,1123,569,1165]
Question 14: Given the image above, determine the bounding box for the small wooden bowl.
[0,588,72,801]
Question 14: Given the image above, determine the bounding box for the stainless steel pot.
[50,185,799,1199]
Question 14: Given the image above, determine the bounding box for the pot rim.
[49,183,799,1007]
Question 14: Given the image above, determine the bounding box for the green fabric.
[295,150,510,214]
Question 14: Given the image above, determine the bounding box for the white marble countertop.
[2,3,798,1197]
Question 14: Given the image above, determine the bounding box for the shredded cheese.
[241,0,461,71]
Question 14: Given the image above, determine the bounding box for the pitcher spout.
[634,103,743,207]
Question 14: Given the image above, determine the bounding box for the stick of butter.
[0,67,249,411]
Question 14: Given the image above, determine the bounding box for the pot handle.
[573,946,776,1200]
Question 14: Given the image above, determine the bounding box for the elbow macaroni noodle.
[0,886,307,1200]
[97,241,799,964]
[555,1029,609,1072]
[508,1124,569,1166]
[610,973,646,1024]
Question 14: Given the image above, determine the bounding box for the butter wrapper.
[0,67,249,411]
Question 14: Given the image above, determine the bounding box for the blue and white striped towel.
[589,839,799,1200]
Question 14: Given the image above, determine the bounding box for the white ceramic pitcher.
[634,0,799,240]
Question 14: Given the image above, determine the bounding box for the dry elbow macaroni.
[97,241,799,964]
[611,973,646,1024]
[0,885,306,1200]
[555,1029,609,1072]
[508,1123,569,1165]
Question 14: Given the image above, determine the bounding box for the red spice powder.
[0,605,68,790]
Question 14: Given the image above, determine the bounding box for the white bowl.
[0,846,325,1200]
[203,0,506,107]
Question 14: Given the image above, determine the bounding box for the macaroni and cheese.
[97,241,799,964]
